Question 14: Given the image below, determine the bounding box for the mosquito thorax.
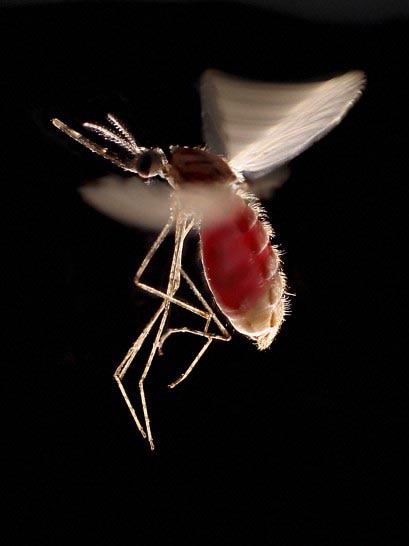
[168,146,236,186]
[135,148,166,178]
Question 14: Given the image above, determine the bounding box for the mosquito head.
[135,148,167,179]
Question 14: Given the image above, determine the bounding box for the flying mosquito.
[52,69,365,449]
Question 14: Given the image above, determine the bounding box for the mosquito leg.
[168,338,213,389]
[114,302,166,439]
[158,326,222,389]
[114,212,227,447]
[139,305,171,449]
[158,268,231,388]
[154,267,231,347]
[114,217,174,383]
[134,216,175,283]
[133,217,207,319]
[138,215,193,449]
[136,283,209,318]
[113,216,175,441]
[180,268,230,339]
[159,327,230,389]
[133,218,214,321]
[159,326,230,349]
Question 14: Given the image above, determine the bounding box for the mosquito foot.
[168,374,185,389]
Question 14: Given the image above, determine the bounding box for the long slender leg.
[116,214,194,449]
[158,267,231,351]
[138,215,192,449]
[158,268,231,388]
[180,268,230,339]
[169,338,213,389]
[130,216,212,320]
[114,214,231,449]
[114,303,166,438]
[114,214,202,447]
[158,326,229,352]
[114,216,174,382]
[136,283,209,319]
[133,220,225,322]
[114,217,175,439]
[133,217,175,282]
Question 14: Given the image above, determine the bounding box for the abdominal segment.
[200,193,286,349]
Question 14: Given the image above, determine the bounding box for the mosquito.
[52,69,365,449]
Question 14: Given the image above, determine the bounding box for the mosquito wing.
[200,69,366,180]
[80,176,245,231]
[79,176,173,231]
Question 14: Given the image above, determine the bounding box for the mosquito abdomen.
[200,194,286,350]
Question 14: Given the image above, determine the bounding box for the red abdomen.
[200,193,286,349]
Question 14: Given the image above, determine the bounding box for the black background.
[2,2,408,544]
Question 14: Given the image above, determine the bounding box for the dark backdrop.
[2,2,408,544]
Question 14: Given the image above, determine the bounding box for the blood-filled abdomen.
[200,193,286,349]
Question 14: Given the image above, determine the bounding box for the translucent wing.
[79,175,255,231]
[79,176,239,231]
[79,176,173,231]
[200,69,366,178]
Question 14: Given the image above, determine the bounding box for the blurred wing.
[241,164,290,200]
[79,176,173,231]
[79,176,247,231]
[200,69,366,178]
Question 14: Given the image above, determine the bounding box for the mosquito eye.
[135,150,164,178]
[136,152,153,177]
